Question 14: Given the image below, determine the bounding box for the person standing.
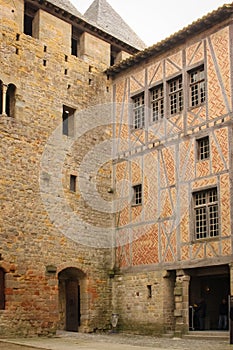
[218,298,228,330]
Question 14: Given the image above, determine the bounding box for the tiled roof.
[106,3,233,75]
[84,0,146,50]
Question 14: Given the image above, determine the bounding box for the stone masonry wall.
[112,270,175,335]
[0,0,114,336]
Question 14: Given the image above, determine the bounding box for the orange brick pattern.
[186,40,204,66]
[207,36,227,118]
[211,27,231,111]
[214,127,229,167]
[165,51,182,77]
[114,25,233,269]
[132,225,159,265]
[130,72,145,93]
[148,62,163,86]
[220,174,231,238]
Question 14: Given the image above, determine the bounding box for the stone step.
[183,331,229,341]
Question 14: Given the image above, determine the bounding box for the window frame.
[168,75,183,116]
[132,93,145,130]
[132,184,142,206]
[193,187,219,241]
[189,65,205,108]
[150,84,164,122]
[196,135,210,161]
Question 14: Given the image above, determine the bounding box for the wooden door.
[66,280,80,331]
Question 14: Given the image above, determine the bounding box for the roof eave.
[106,4,233,76]
[25,0,140,54]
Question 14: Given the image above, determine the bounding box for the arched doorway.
[58,267,86,332]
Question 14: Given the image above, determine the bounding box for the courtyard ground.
[0,331,232,350]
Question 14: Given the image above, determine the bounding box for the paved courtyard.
[0,332,233,350]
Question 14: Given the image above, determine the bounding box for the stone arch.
[58,267,88,332]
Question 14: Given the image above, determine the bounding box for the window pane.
[194,188,219,240]
[132,94,144,129]
[169,76,183,115]
[190,66,205,107]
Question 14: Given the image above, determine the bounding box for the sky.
[70,0,229,46]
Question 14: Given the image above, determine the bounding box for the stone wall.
[112,270,175,335]
[0,0,114,336]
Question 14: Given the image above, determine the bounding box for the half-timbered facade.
[1,0,233,338]
[107,4,233,336]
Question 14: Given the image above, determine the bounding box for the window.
[197,136,210,160]
[132,184,142,205]
[110,45,121,66]
[70,175,77,192]
[62,105,75,136]
[193,188,219,240]
[0,268,5,310]
[168,76,183,115]
[6,84,16,117]
[151,84,164,122]
[132,94,145,129]
[189,65,205,107]
[147,285,152,298]
[71,26,81,57]
[24,2,38,37]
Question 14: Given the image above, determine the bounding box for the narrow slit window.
[147,285,152,298]
[71,26,81,57]
[70,175,77,192]
[62,105,75,137]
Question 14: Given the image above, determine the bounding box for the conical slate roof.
[48,0,83,17]
[84,0,146,50]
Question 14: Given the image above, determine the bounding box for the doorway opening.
[188,265,230,331]
[58,267,86,332]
